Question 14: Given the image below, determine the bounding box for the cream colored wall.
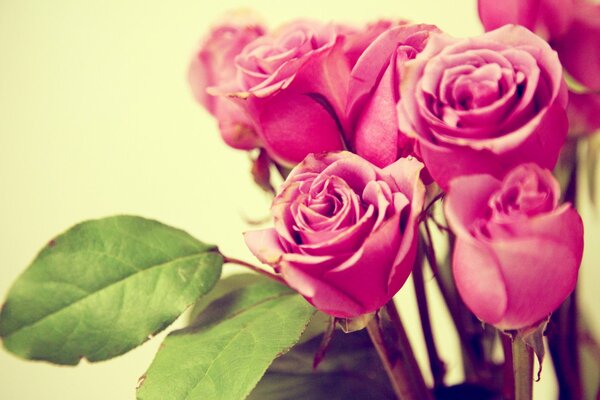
[0,1,597,399]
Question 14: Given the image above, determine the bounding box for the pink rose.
[553,0,600,135]
[445,163,583,330]
[214,20,351,165]
[567,92,600,136]
[398,25,568,190]
[479,0,600,136]
[346,24,439,168]
[188,15,265,149]
[478,0,574,41]
[337,20,399,67]
[551,0,600,91]
[244,152,425,317]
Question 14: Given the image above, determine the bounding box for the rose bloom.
[214,20,350,165]
[398,25,568,189]
[188,15,265,149]
[337,19,399,68]
[244,152,425,317]
[479,0,600,135]
[346,23,439,168]
[478,0,574,41]
[553,0,600,134]
[445,163,583,330]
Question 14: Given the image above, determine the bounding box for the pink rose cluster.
[190,10,584,327]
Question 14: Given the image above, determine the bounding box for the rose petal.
[453,238,508,325]
[244,228,285,265]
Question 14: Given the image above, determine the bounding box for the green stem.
[222,256,286,285]
[512,338,534,400]
[366,303,433,400]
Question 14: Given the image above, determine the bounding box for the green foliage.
[0,215,223,365]
[248,328,395,400]
[137,276,316,400]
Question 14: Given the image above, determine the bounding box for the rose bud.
[398,25,568,190]
[478,0,574,41]
[244,152,425,318]
[346,23,440,168]
[444,163,583,330]
[188,14,265,149]
[211,20,351,166]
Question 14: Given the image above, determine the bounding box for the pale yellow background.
[0,1,598,399]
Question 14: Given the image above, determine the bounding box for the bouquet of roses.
[1,1,599,399]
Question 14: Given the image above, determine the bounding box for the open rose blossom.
[398,25,568,189]
[213,20,350,165]
[244,152,425,317]
[445,164,583,330]
[188,16,265,149]
[347,23,439,168]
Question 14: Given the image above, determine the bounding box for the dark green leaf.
[248,329,396,400]
[188,273,264,323]
[0,215,223,365]
[137,279,315,400]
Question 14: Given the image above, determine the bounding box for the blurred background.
[0,1,598,399]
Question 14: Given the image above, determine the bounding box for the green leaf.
[248,329,395,400]
[0,215,223,365]
[188,273,264,323]
[137,279,316,400]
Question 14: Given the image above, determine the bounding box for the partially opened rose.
[398,25,568,189]
[445,164,583,330]
[347,23,439,168]
[188,16,265,149]
[244,152,425,317]
[214,20,350,165]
